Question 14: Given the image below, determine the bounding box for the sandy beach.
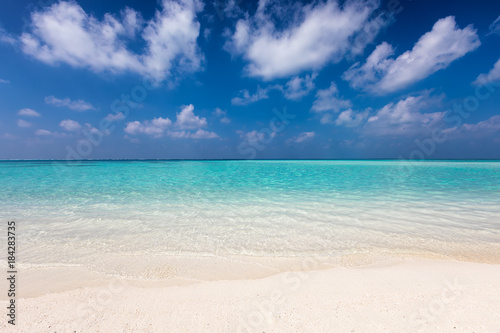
[2,162,500,331]
[2,0,500,328]
[1,259,499,332]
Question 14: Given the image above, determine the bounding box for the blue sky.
[0,0,499,159]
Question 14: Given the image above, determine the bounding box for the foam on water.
[1,160,499,279]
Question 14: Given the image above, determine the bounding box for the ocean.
[1,160,499,279]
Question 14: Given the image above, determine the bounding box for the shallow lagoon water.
[1,160,499,278]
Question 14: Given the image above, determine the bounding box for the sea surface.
[1,160,500,279]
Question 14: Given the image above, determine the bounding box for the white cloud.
[213,108,230,124]
[343,16,480,94]
[124,135,140,143]
[342,41,394,90]
[124,117,172,137]
[21,2,142,73]
[283,73,317,100]
[231,85,272,105]
[291,131,315,143]
[152,117,173,128]
[213,107,226,117]
[473,57,500,85]
[0,78,9,83]
[462,115,500,132]
[190,129,219,139]
[310,82,352,124]
[124,104,217,138]
[2,133,17,140]
[35,129,52,136]
[363,93,444,136]
[35,129,67,137]
[45,96,95,111]
[488,15,500,36]
[124,121,145,135]
[445,115,500,138]
[163,129,218,139]
[222,0,243,19]
[463,115,500,132]
[60,119,82,131]
[166,130,190,138]
[142,0,204,82]
[17,119,32,128]
[232,72,317,106]
[175,104,207,129]
[18,108,41,117]
[203,28,211,40]
[224,0,387,80]
[240,129,276,145]
[104,112,126,122]
[0,27,16,45]
[83,123,109,136]
[335,109,369,127]
[314,92,447,137]
[20,0,203,83]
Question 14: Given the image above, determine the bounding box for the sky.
[0,0,499,160]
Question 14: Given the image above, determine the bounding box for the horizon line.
[1,158,500,162]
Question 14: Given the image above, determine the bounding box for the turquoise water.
[1,160,500,277]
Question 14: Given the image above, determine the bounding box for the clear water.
[1,160,499,278]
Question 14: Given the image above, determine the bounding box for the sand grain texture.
[1,260,500,332]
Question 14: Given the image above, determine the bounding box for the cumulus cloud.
[45,96,95,111]
[190,129,219,139]
[124,117,172,137]
[231,85,273,105]
[60,119,82,131]
[473,57,500,85]
[203,28,211,40]
[221,0,243,19]
[224,0,388,80]
[213,108,231,124]
[20,0,204,83]
[35,129,52,136]
[343,16,480,94]
[104,112,126,122]
[312,91,445,138]
[124,104,217,138]
[363,93,444,136]
[283,73,317,100]
[311,91,448,140]
[445,115,500,138]
[232,73,317,105]
[142,0,204,82]
[213,108,226,117]
[335,109,369,127]
[17,119,32,128]
[310,82,352,124]
[18,108,41,117]
[290,131,315,143]
[175,104,207,129]
[35,129,67,137]
[83,122,109,136]
[239,129,276,145]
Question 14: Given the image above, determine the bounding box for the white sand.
[1,260,500,332]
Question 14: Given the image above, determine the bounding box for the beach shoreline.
[2,161,499,331]
[1,259,499,332]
